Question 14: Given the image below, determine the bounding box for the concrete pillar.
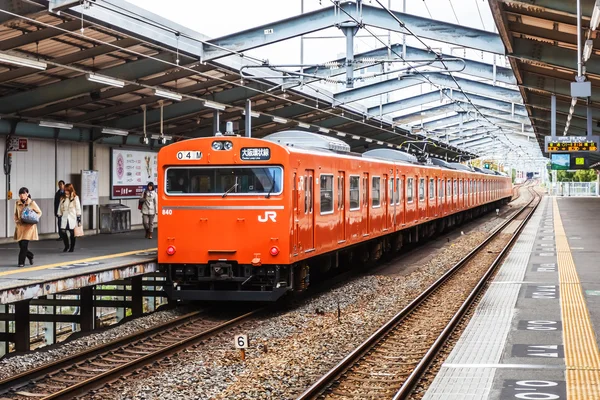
[14,300,30,352]
[80,286,94,332]
[131,276,143,318]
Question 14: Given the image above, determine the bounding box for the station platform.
[424,196,600,400]
[0,231,157,304]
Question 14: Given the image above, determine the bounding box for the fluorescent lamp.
[102,128,129,136]
[592,0,600,30]
[336,132,346,137]
[86,73,125,88]
[272,116,288,124]
[318,127,330,134]
[203,100,226,111]
[297,122,311,129]
[151,134,173,140]
[377,141,384,145]
[571,98,577,107]
[387,143,394,147]
[155,89,182,101]
[365,138,373,143]
[242,110,260,118]
[39,120,73,130]
[351,135,360,140]
[584,39,594,62]
[0,52,46,70]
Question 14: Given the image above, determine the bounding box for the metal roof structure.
[0,0,543,163]
[490,0,600,167]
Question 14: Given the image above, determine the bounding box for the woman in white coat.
[58,183,82,252]
[140,182,158,239]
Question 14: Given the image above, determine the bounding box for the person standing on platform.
[14,187,42,267]
[58,183,81,252]
[54,180,65,241]
[140,182,158,239]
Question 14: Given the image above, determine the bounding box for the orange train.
[157,131,512,301]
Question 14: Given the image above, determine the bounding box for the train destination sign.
[240,147,271,161]
[545,136,599,152]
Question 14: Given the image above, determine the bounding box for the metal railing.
[550,181,599,197]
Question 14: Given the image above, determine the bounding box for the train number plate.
[177,151,202,160]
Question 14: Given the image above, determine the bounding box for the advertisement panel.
[111,148,158,199]
[81,170,99,206]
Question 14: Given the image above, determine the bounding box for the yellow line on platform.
[0,248,157,277]
[554,198,600,399]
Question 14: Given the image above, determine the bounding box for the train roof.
[362,148,419,164]
[262,131,351,153]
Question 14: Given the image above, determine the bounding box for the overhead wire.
[0,7,473,157]
[371,0,532,157]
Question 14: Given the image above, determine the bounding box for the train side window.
[429,178,435,200]
[407,178,414,203]
[389,178,394,205]
[372,176,381,208]
[453,179,457,197]
[446,179,451,199]
[337,175,344,210]
[293,173,297,212]
[362,177,368,207]
[419,178,425,202]
[396,178,402,205]
[320,175,334,214]
[438,178,443,200]
[304,175,308,214]
[349,176,360,210]
[459,179,463,196]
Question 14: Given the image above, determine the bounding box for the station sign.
[545,136,599,152]
[550,153,590,170]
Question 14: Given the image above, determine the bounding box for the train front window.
[165,166,283,196]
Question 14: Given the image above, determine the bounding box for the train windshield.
[165,166,283,196]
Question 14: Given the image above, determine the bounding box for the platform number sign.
[235,334,249,349]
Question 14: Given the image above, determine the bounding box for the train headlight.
[269,246,280,256]
[166,245,176,256]
[223,141,233,150]
[212,141,223,151]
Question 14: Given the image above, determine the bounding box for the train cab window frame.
[407,178,414,203]
[372,176,381,208]
[429,178,435,200]
[165,166,283,197]
[419,178,425,202]
[320,174,334,215]
[349,175,360,211]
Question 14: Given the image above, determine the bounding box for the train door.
[397,175,405,226]
[337,172,346,243]
[384,174,391,231]
[292,171,299,254]
[302,170,315,251]
[362,172,369,236]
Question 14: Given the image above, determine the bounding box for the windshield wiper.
[265,170,276,199]
[222,177,238,198]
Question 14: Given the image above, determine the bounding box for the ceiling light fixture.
[39,120,73,130]
[102,128,129,136]
[272,116,288,124]
[203,100,226,111]
[318,127,330,134]
[155,89,182,101]
[151,134,173,140]
[583,39,594,62]
[0,52,47,70]
[297,122,311,129]
[592,0,600,30]
[86,73,125,88]
[242,110,260,118]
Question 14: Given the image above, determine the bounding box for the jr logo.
[258,211,277,223]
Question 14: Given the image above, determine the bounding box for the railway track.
[298,186,541,400]
[0,307,260,400]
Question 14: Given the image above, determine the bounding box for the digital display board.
[550,153,590,170]
[551,154,570,170]
[545,136,599,152]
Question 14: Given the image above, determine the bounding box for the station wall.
[0,137,147,241]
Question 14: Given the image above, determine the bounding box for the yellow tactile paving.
[0,248,157,277]
[554,198,600,399]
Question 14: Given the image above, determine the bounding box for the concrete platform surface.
[0,231,157,304]
[424,196,600,400]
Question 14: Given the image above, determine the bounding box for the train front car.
[157,136,292,302]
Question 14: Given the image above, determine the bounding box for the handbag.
[21,205,40,224]
[138,198,144,210]
[74,225,84,237]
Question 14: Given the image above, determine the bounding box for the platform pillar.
[14,299,30,353]
[0,305,6,357]
[131,276,143,317]
[80,286,94,332]
[43,295,56,346]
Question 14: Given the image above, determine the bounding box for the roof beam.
[303,44,515,84]
[367,91,442,116]
[57,1,503,63]
[335,73,522,105]
[0,52,177,115]
[0,19,86,51]
[395,102,531,125]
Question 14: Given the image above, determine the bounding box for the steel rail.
[39,309,260,400]
[297,186,540,400]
